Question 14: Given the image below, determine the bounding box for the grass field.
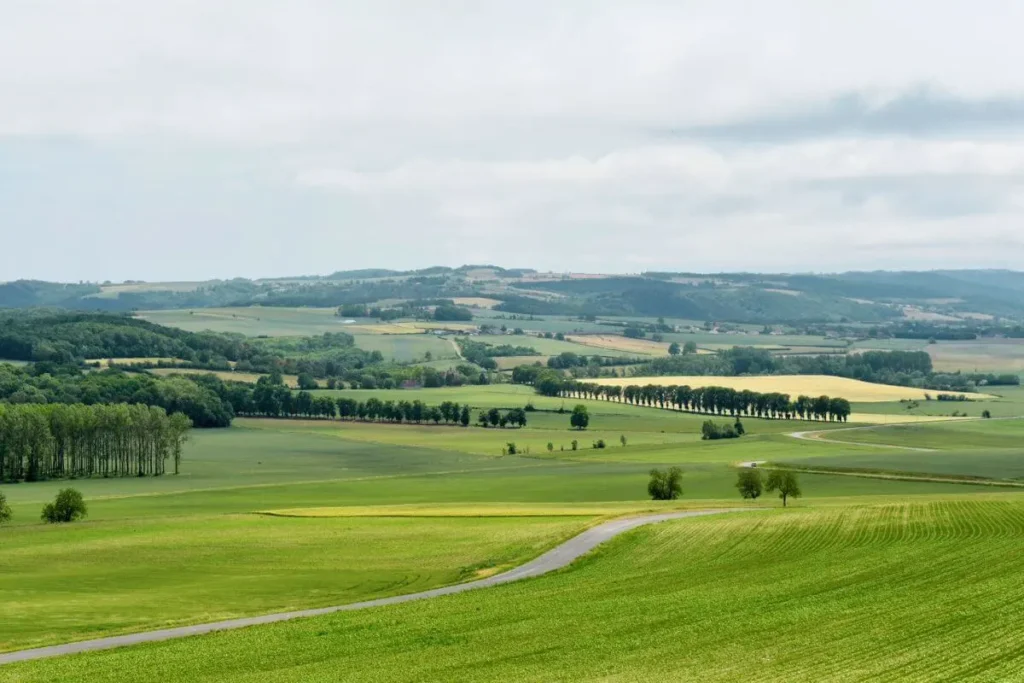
[927,339,1024,373]
[565,334,669,356]
[137,307,347,337]
[5,379,1024,680]
[351,333,457,362]
[12,499,1024,682]
[591,374,994,402]
[472,334,639,358]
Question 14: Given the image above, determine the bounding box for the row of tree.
[0,403,192,483]
[553,381,852,422]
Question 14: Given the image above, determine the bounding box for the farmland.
[590,374,995,402]
[5,289,1024,682]
[8,499,1024,682]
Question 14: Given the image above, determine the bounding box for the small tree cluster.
[701,420,741,441]
[477,407,529,429]
[648,467,683,500]
[41,488,87,523]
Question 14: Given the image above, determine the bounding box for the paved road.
[0,509,739,666]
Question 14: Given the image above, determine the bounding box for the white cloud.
[4,0,1024,279]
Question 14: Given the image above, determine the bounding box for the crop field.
[565,334,668,356]
[591,374,995,402]
[927,339,1024,373]
[492,354,548,370]
[86,357,188,367]
[472,334,638,358]
[4,380,1024,680]
[137,307,347,337]
[452,297,503,308]
[351,333,457,362]
[12,499,1024,682]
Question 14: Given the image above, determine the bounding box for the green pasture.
[851,385,1024,419]
[14,499,1024,682]
[351,333,457,362]
[136,307,351,337]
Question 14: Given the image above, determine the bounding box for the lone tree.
[735,468,763,500]
[668,342,681,355]
[683,341,698,355]
[765,470,801,507]
[648,467,683,500]
[0,491,11,524]
[570,404,590,430]
[41,488,88,524]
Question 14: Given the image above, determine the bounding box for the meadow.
[9,499,1024,682]
[3,380,1024,681]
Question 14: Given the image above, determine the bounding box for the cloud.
[4,1,1024,279]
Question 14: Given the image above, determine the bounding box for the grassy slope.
[12,499,1024,683]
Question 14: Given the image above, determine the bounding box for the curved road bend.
[0,509,741,666]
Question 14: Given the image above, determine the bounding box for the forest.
[0,364,234,427]
[0,403,191,482]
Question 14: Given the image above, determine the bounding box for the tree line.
[549,381,852,422]
[0,403,191,483]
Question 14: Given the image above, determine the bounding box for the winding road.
[0,509,739,666]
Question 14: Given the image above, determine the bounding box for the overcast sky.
[3,1,1024,282]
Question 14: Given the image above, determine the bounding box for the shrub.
[0,491,11,524]
[571,439,578,451]
[592,439,606,449]
[41,488,87,524]
[982,410,992,419]
[701,420,740,440]
[648,467,683,500]
[620,434,628,447]
[506,442,518,455]
[547,442,554,452]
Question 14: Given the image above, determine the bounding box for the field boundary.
[0,509,743,666]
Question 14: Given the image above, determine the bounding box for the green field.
[137,307,348,337]
[10,499,1024,682]
[4,381,1024,681]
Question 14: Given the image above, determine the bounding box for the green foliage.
[570,404,590,430]
[667,342,681,355]
[0,490,10,524]
[735,468,763,500]
[433,305,473,321]
[647,467,683,500]
[41,488,87,523]
[766,470,802,507]
[701,420,740,440]
[592,439,606,449]
[0,402,191,482]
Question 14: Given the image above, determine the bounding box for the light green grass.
[351,333,457,362]
[0,514,591,652]
[136,307,350,337]
[14,499,1024,682]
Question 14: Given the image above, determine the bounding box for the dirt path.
[787,425,937,452]
[0,509,741,666]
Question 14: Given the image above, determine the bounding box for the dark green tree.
[765,470,801,507]
[41,488,87,523]
[0,491,10,524]
[648,467,683,500]
[735,468,763,500]
[668,342,681,355]
[460,405,471,426]
[570,404,590,430]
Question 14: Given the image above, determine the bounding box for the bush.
[592,439,606,449]
[571,439,578,451]
[648,467,683,500]
[701,420,740,441]
[41,488,87,524]
[506,442,518,455]
[0,491,10,524]
[982,410,992,419]
[547,442,554,452]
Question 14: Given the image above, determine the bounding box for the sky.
[3,0,1024,282]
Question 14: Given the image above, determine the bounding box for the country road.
[0,509,742,666]
[788,425,937,452]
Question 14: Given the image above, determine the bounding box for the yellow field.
[589,374,993,402]
[566,335,669,356]
[261,502,705,518]
[148,368,314,388]
[493,355,548,370]
[452,297,503,309]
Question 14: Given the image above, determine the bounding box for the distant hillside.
[3,267,1023,324]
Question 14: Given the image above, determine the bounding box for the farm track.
[0,508,742,666]
[788,425,938,451]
